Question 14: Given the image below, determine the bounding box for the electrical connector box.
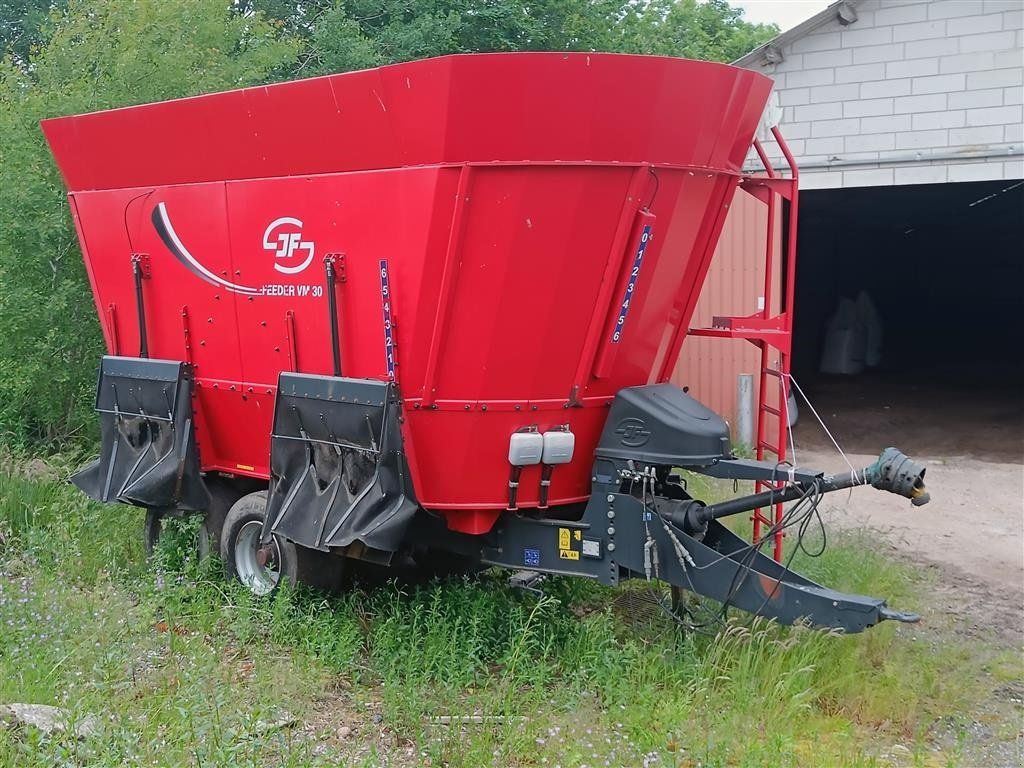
[508,431,543,466]
[542,430,575,465]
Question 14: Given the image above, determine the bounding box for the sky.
[731,1,833,32]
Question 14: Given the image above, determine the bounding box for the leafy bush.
[0,0,298,447]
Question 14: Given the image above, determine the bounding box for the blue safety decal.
[524,548,541,567]
[610,224,653,344]
[379,259,396,380]
[642,511,653,522]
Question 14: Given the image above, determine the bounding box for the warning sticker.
[558,528,581,561]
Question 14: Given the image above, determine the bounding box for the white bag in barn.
[820,297,866,375]
[856,290,883,367]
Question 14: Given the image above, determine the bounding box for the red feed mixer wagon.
[43,53,930,632]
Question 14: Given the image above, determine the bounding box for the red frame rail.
[689,126,799,563]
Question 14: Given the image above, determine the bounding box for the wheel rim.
[234,520,281,596]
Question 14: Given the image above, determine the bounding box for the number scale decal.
[379,259,396,380]
[610,224,652,344]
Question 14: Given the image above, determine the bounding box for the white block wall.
[744,0,1024,188]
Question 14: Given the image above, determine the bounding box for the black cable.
[645,474,830,633]
[644,167,660,211]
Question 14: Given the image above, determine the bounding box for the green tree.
[0,0,298,444]
[0,0,63,65]
[617,0,779,62]
[266,1,777,76]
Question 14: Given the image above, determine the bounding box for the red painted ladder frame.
[689,126,799,563]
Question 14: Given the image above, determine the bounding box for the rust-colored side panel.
[671,191,782,432]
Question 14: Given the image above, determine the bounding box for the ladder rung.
[757,441,780,454]
[761,405,781,417]
[763,368,784,378]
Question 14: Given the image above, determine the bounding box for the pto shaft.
[697,447,929,525]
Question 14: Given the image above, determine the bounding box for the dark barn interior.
[789,178,1024,461]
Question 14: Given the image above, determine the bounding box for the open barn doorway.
[790,178,1024,463]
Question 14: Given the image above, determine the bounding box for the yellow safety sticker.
[558,527,580,560]
[236,463,255,472]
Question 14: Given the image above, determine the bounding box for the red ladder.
[689,126,800,563]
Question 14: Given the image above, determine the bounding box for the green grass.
[0,463,1011,767]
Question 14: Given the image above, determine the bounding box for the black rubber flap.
[597,383,731,467]
[264,373,418,553]
[72,356,211,510]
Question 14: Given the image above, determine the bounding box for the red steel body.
[42,53,772,536]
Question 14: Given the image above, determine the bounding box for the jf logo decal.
[614,417,651,447]
[263,217,315,274]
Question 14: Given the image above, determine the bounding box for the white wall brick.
[860,114,913,133]
[1005,9,1024,30]
[805,137,845,155]
[861,78,913,98]
[893,20,947,42]
[951,12,1006,34]
[846,132,898,152]
[895,165,948,184]
[994,47,1023,67]
[874,3,929,25]
[782,121,812,139]
[948,88,1005,108]
[779,88,810,106]
[887,58,940,79]
[853,43,906,63]
[836,62,888,83]
[844,97,896,117]
[929,1,986,21]
[782,139,807,156]
[960,30,1018,52]
[811,117,861,137]
[1006,121,1023,142]
[773,54,805,73]
[841,26,894,47]
[843,168,895,186]
[895,129,950,149]
[903,37,959,59]
[947,161,1005,181]
[1004,85,1024,105]
[967,68,1023,89]
[912,110,966,129]
[912,73,967,94]
[798,170,844,189]
[982,0,1012,14]
[965,104,1024,125]
[940,52,996,73]
[784,68,836,88]
[895,93,950,112]
[1003,159,1024,180]
[790,31,841,53]
[810,83,861,102]
[802,49,852,68]
[795,102,843,122]
[949,125,1005,144]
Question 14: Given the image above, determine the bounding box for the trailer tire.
[220,491,346,595]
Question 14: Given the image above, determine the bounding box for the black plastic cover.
[72,356,211,510]
[263,373,418,554]
[597,383,731,467]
